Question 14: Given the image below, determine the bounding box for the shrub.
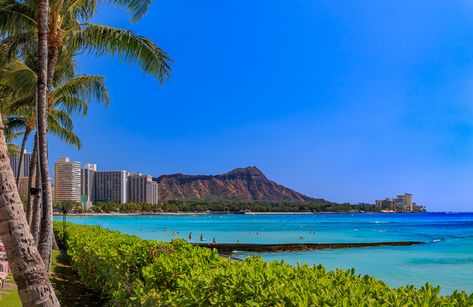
[54,222,473,306]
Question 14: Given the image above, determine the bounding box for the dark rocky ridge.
[156,166,313,202]
[196,241,424,254]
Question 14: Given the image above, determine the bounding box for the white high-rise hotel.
[54,157,81,202]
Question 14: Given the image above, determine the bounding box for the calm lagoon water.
[57,212,473,294]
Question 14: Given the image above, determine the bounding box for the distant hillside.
[156,166,313,202]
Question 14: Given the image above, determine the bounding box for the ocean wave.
[410,257,473,265]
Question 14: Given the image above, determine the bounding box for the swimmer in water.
[212,238,216,244]
[200,234,204,241]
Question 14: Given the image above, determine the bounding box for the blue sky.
[45,0,473,211]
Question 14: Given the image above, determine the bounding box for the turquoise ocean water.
[57,213,473,294]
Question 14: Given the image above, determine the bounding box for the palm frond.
[0,31,37,61]
[0,0,36,36]
[71,24,171,82]
[7,142,20,154]
[61,0,96,22]
[48,116,82,149]
[53,47,77,84]
[108,0,151,22]
[0,58,37,95]
[4,116,26,130]
[54,95,89,116]
[48,108,74,130]
[51,74,108,115]
[6,94,35,113]
[3,116,26,138]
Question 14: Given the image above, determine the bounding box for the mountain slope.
[156,166,312,202]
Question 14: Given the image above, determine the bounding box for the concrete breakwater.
[195,241,423,254]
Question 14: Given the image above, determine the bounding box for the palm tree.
[0,0,170,303]
[1,0,171,273]
[35,0,54,280]
[1,56,109,227]
[0,115,59,306]
[0,60,103,307]
[0,32,58,302]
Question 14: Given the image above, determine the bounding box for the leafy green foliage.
[83,199,426,214]
[55,222,472,306]
[55,200,83,212]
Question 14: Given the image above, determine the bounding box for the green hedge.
[54,222,472,306]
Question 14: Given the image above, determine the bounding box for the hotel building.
[54,157,81,203]
[81,163,97,209]
[94,170,128,204]
[128,173,159,204]
[9,151,33,178]
[375,193,414,212]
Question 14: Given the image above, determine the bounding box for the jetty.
[195,241,423,254]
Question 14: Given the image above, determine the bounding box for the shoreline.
[54,211,428,217]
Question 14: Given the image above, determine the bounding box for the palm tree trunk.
[36,0,54,272]
[30,160,41,245]
[47,29,60,87]
[0,115,60,306]
[25,133,37,225]
[15,128,31,187]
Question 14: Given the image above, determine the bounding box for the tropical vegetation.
[55,222,473,306]
[55,200,426,214]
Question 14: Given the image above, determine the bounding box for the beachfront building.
[394,193,413,212]
[54,157,81,203]
[9,151,32,178]
[81,163,97,209]
[375,193,414,212]
[127,173,159,204]
[95,170,128,204]
[146,180,159,205]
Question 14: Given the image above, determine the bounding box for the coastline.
[54,211,426,216]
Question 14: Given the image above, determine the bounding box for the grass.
[0,249,104,307]
[0,290,21,306]
[0,273,20,307]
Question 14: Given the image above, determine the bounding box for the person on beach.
[200,234,204,241]
[212,238,216,244]
[189,233,193,240]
